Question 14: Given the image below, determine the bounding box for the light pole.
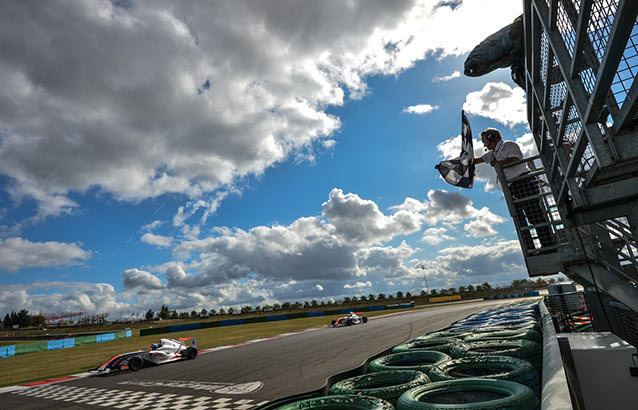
[417,264,430,295]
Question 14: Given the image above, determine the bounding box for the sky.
[0,0,551,318]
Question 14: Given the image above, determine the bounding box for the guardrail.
[140,304,415,336]
[0,330,132,359]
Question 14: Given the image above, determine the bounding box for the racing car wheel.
[128,356,143,371]
[185,346,198,360]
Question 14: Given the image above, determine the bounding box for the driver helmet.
[151,343,159,350]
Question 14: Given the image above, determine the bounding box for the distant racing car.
[91,337,197,374]
[330,312,368,327]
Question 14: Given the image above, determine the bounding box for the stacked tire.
[272,300,543,409]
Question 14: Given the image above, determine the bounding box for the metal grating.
[541,31,550,88]
[610,20,638,107]
[585,289,638,347]
[557,0,577,57]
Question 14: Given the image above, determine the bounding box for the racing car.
[329,311,368,327]
[91,337,197,375]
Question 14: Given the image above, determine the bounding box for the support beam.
[569,0,594,79]
[612,77,638,134]
[584,0,638,125]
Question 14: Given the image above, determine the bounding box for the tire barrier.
[450,340,543,371]
[140,303,416,336]
[0,330,132,358]
[463,328,542,345]
[396,378,539,410]
[367,351,451,374]
[329,370,430,406]
[392,338,459,355]
[427,355,540,396]
[257,300,544,409]
[274,395,395,410]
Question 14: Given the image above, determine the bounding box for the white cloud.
[421,227,453,245]
[142,220,164,232]
[463,210,506,237]
[463,82,527,127]
[122,268,164,290]
[0,0,522,220]
[0,282,129,316]
[344,281,372,289]
[315,284,324,291]
[402,104,438,115]
[141,233,173,248]
[416,239,525,287]
[0,237,90,272]
[432,70,460,82]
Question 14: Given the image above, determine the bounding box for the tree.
[227,307,234,314]
[273,303,281,310]
[201,308,208,317]
[420,290,427,296]
[241,306,251,314]
[159,304,170,320]
[311,299,318,307]
[458,286,467,293]
[210,309,216,316]
[179,311,189,319]
[191,310,198,318]
[378,293,386,300]
[171,310,178,319]
[388,294,394,299]
[360,295,368,302]
[3,313,10,328]
[430,289,438,295]
[282,302,291,310]
[482,281,492,290]
[448,287,457,294]
[405,292,412,298]
[303,301,310,309]
[467,284,475,293]
[351,296,358,303]
[368,294,375,301]
[145,309,155,321]
[31,315,46,328]
[219,308,225,315]
[343,297,351,304]
[396,291,404,299]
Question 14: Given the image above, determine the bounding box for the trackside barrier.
[139,303,416,337]
[539,301,573,410]
[0,330,132,358]
[483,291,540,301]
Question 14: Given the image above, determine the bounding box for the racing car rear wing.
[178,337,196,347]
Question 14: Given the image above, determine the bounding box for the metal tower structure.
[497,0,638,344]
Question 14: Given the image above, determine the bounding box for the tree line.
[3,310,46,329]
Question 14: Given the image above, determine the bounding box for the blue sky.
[0,0,552,317]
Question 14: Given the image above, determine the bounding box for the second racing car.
[91,337,198,374]
[329,311,368,327]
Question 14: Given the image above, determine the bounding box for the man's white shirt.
[481,140,530,181]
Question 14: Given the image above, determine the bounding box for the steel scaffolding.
[500,0,638,344]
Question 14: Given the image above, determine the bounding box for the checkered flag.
[435,111,475,189]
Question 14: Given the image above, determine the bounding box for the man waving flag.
[435,111,475,189]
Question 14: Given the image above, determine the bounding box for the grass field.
[0,308,422,387]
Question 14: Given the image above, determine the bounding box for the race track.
[1,299,515,409]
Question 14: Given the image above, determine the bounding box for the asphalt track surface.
[2,299,515,409]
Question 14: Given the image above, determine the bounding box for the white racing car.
[330,312,368,327]
[91,337,197,374]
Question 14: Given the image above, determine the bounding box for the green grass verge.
[0,309,414,387]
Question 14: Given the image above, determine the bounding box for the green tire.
[275,395,395,410]
[368,351,451,374]
[428,355,539,395]
[450,340,542,370]
[393,338,459,355]
[397,379,539,410]
[329,370,430,404]
[463,328,542,344]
